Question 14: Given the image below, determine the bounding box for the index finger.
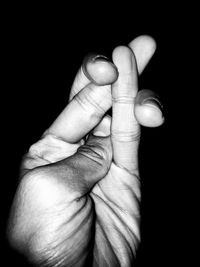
[69,54,118,101]
[44,56,118,143]
[69,35,156,101]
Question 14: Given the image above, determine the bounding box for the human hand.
[7,36,164,267]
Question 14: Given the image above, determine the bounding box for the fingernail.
[83,53,109,64]
[93,125,110,137]
[91,54,110,62]
[92,55,118,72]
[142,97,164,112]
[82,53,118,85]
[93,131,109,137]
[85,53,117,68]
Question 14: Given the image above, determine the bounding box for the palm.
[89,159,140,265]
[23,134,140,266]
[91,162,140,227]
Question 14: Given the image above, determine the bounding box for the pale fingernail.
[83,53,110,68]
[93,116,111,137]
[93,124,110,137]
[93,131,108,137]
[91,54,110,62]
[142,97,164,113]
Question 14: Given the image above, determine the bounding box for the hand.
[7,36,164,267]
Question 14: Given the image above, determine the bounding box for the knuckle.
[75,85,106,117]
[112,129,141,142]
[77,138,111,173]
[78,143,106,163]
[22,135,80,172]
[112,95,136,104]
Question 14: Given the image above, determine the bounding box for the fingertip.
[83,53,118,86]
[129,35,157,54]
[135,104,164,127]
[112,45,136,61]
[112,45,137,74]
[112,45,130,57]
[129,35,157,74]
[93,115,111,137]
[134,89,164,127]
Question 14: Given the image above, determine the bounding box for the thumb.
[42,116,112,199]
[62,131,112,196]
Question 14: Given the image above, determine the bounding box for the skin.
[7,35,164,267]
[82,53,119,86]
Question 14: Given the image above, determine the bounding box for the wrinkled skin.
[7,36,163,267]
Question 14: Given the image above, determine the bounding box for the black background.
[1,4,195,266]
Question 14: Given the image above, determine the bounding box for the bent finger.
[44,83,112,143]
[70,35,156,101]
[69,54,118,101]
[134,89,164,127]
